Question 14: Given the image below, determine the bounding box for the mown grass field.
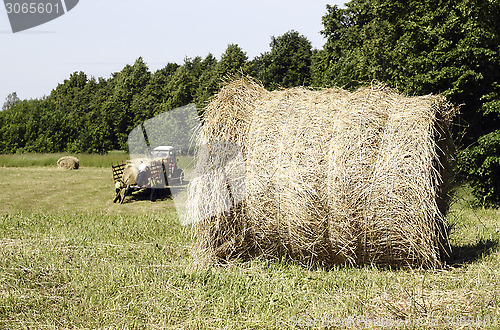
[0,154,499,328]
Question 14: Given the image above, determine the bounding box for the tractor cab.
[150,146,182,181]
[151,145,176,162]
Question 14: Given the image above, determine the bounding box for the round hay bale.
[122,163,138,186]
[57,156,79,170]
[121,159,151,186]
[188,77,455,268]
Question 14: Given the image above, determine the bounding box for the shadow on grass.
[121,188,173,204]
[119,183,190,204]
[446,238,499,266]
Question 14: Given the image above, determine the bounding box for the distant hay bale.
[57,156,79,170]
[187,78,455,268]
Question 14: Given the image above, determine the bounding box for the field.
[0,154,499,328]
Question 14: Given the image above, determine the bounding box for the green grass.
[0,151,130,168]
[0,152,195,172]
[0,163,499,328]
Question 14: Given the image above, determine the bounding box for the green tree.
[162,65,196,112]
[252,30,312,90]
[49,71,91,152]
[104,57,152,150]
[217,44,248,76]
[194,45,247,112]
[458,130,500,206]
[2,92,21,111]
[194,53,219,108]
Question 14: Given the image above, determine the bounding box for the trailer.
[112,146,184,204]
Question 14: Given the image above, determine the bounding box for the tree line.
[1,0,499,205]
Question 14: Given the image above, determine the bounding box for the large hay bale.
[57,156,79,170]
[188,78,454,268]
[122,162,139,186]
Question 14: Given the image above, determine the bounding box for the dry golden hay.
[187,77,455,268]
[57,156,79,170]
[122,162,139,186]
[121,158,156,186]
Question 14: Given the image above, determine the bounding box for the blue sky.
[0,0,344,101]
